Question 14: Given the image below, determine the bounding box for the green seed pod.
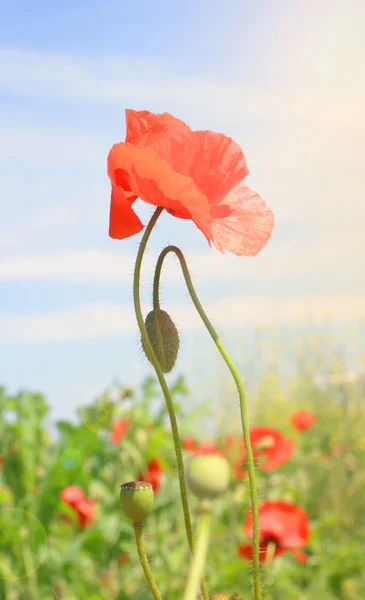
[141,309,179,373]
[186,454,230,500]
[120,481,154,525]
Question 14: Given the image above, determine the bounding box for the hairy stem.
[133,208,209,600]
[134,525,162,600]
[153,245,262,600]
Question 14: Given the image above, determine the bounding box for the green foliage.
[0,346,365,599]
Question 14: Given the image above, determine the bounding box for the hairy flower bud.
[141,309,179,373]
[186,454,230,500]
[120,481,154,525]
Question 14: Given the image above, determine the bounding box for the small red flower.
[76,498,95,528]
[110,419,128,444]
[60,486,94,528]
[118,552,129,565]
[291,411,315,431]
[60,486,85,507]
[234,427,294,477]
[183,437,223,456]
[238,501,309,563]
[0,455,3,468]
[138,459,163,493]
[107,110,274,256]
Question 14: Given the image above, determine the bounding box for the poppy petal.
[210,185,274,256]
[126,109,191,146]
[109,183,143,240]
[291,548,308,563]
[187,131,249,206]
[108,142,211,238]
[237,543,254,561]
[260,438,294,471]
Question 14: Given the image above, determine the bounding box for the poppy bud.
[186,454,230,500]
[120,481,154,525]
[141,309,179,373]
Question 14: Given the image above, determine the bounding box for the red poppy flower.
[238,501,309,563]
[110,419,128,444]
[118,552,129,565]
[138,458,163,493]
[183,437,223,456]
[0,455,3,468]
[60,486,86,507]
[75,498,95,528]
[234,427,294,477]
[291,411,315,431]
[60,486,94,528]
[107,109,274,256]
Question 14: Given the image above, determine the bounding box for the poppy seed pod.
[120,481,154,525]
[141,309,179,373]
[186,453,230,500]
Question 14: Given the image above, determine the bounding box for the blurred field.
[1,333,365,599]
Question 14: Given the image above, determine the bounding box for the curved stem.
[153,245,261,600]
[134,525,163,600]
[183,507,211,600]
[133,209,209,600]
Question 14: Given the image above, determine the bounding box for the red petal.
[187,131,249,206]
[108,142,211,237]
[237,543,254,561]
[261,438,294,471]
[291,411,315,431]
[125,109,191,146]
[291,548,307,563]
[244,501,309,549]
[210,185,274,256]
[60,486,85,507]
[109,183,143,240]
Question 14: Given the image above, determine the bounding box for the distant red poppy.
[118,552,129,565]
[238,501,309,563]
[234,427,294,477]
[60,486,94,528]
[138,459,163,493]
[291,411,315,431]
[108,109,274,256]
[61,486,85,507]
[75,498,95,528]
[110,419,128,444]
[183,437,223,456]
[0,455,3,468]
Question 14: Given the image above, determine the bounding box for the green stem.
[21,544,38,600]
[183,507,211,600]
[153,245,261,600]
[133,208,209,600]
[134,525,162,600]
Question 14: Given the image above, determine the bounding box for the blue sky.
[1,1,364,421]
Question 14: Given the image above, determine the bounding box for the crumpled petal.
[210,184,274,256]
[126,109,191,147]
[108,142,211,239]
[126,111,248,208]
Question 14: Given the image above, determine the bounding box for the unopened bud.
[142,309,179,373]
[120,481,154,525]
[187,454,230,500]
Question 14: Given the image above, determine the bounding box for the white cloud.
[0,235,363,290]
[1,294,364,344]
